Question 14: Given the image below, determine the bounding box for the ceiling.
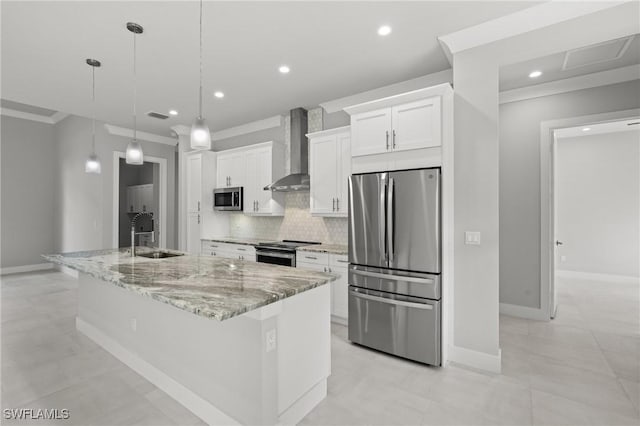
[1,1,538,136]
[500,34,640,91]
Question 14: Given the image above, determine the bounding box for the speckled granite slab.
[202,237,277,246]
[297,244,348,255]
[42,248,335,321]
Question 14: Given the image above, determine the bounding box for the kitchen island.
[43,248,336,425]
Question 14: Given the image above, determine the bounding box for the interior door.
[348,172,387,268]
[310,135,338,214]
[551,132,559,319]
[388,168,440,273]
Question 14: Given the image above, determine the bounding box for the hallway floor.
[2,270,638,425]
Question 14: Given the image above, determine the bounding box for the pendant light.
[190,0,211,150]
[126,22,144,164]
[85,58,102,174]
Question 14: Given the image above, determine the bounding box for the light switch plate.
[465,231,481,245]
[130,318,137,332]
[265,329,277,352]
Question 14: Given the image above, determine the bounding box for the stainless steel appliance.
[213,187,243,211]
[348,168,441,366]
[255,240,320,267]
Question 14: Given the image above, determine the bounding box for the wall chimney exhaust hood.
[264,108,310,192]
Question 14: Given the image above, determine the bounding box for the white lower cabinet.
[186,213,201,255]
[201,241,256,262]
[297,251,349,323]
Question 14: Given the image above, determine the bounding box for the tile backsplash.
[229,192,348,244]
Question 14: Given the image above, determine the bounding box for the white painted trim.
[438,1,627,56]
[556,270,640,285]
[555,117,640,138]
[1,108,58,124]
[50,111,69,124]
[112,152,168,250]
[321,70,453,114]
[0,263,52,275]
[448,345,502,374]
[499,303,548,321]
[171,115,282,142]
[540,108,640,322]
[344,83,453,116]
[500,65,640,105]
[76,317,240,426]
[57,265,79,279]
[278,379,326,425]
[169,124,191,137]
[306,125,350,138]
[104,124,177,146]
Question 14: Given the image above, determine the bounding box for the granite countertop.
[297,244,348,255]
[202,237,276,246]
[43,247,335,321]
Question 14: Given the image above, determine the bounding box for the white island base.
[76,273,331,425]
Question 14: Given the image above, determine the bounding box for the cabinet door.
[391,97,441,152]
[351,108,392,157]
[335,133,351,216]
[254,148,273,214]
[329,264,348,321]
[186,154,202,212]
[140,185,153,213]
[216,155,232,188]
[228,153,246,188]
[309,135,338,215]
[126,187,135,212]
[186,212,201,255]
[243,150,258,213]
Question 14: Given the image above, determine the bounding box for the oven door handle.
[256,251,295,260]
[350,288,433,310]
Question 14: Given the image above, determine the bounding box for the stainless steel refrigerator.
[348,167,441,365]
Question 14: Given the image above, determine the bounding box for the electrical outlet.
[465,231,481,245]
[130,318,137,332]
[265,329,277,352]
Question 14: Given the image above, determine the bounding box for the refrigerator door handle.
[380,175,388,263]
[350,288,433,310]
[351,268,435,284]
[387,177,395,263]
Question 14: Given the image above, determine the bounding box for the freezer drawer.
[349,264,440,300]
[348,286,441,366]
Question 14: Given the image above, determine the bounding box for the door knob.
[555,240,563,246]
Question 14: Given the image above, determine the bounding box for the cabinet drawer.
[297,251,329,266]
[296,261,329,272]
[329,254,349,267]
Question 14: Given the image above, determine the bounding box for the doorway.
[542,113,640,320]
[112,152,168,249]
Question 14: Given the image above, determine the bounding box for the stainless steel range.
[255,240,321,267]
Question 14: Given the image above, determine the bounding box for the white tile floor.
[2,271,638,425]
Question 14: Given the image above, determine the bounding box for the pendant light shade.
[190,0,211,150]
[85,58,102,174]
[126,22,144,164]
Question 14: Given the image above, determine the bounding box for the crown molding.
[171,115,283,141]
[438,1,628,59]
[344,83,453,116]
[104,124,177,146]
[321,69,452,114]
[306,125,350,139]
[1,108,67,125]
[499,64,640,105]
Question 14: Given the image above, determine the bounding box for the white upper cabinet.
[186,154,202,213]
[350,108,392,157]
[184,151,217,251]
[346,92,443,157]
[215,141,285,216]
[308,126,351,217]
[127,184,153,213]
[216,151,245,188]
[391,98,441,152]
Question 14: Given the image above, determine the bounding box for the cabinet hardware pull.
[323,267,327,272]
[197,214,200,224]
[385,130,390,150]
[305,256,317,259]
[336,259,349,263]
[256,200,259,211]
[332,198,335,211]
[336,198,339,211]
[197,201,200,211]
[392,129,396,149]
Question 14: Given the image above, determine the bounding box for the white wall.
[54,115,178,252]
[1,116,56,268]
[499,80,640,308]
[556,130,640,278]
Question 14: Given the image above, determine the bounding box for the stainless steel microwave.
[213,187,243,211]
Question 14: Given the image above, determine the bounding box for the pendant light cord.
[133,28,137,142]
[199,0,203,118]
[91,65,96,154]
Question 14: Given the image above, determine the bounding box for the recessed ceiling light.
[528,70,542,78]
[378,25,392,36]
[582,127,591,132]
[279,65,290,74]
[168,109,178,116]
[214,91,225,99]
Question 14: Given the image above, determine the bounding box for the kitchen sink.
[137,251,184,259]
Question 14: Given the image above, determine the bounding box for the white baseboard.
[556,270,640,284]
[76,317,240,426]
[57,265,79,278]
[278,379,327,425]
[448,345,502,374]
[331,316,348,326]
[500,302,549,321]
[0,263,52,275]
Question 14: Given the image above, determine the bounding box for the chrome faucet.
[131,212,155,257]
